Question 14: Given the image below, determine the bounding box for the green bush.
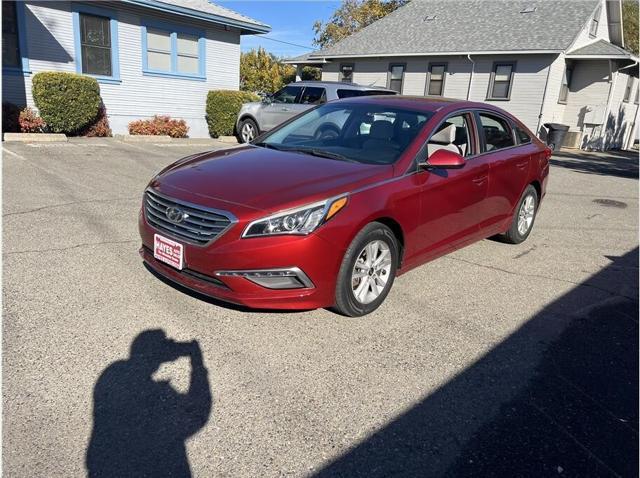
[32,72,101,134]
[206,90,259,138]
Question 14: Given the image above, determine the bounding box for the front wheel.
[237,118,258,143]
[333,222,399,317]
[500,185,538,244]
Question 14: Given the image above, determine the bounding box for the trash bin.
[543,123,569,151]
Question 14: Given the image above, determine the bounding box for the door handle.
[472,175,487,185]
[281,107,290,112]
[516,160,528,169]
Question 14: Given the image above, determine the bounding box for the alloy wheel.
[351,240,392,304]
[517,194,536,236]
[241,123,256,142]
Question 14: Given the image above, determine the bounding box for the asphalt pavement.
[3,138,638,477]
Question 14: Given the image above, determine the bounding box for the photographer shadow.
[86,330,211,478]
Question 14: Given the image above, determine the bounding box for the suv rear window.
[337,89,396,99]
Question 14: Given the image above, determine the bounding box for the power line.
[253,35,315,50]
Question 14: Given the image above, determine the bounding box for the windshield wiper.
[285,147,360,163]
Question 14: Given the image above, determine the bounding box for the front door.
[260,85,305,131]
[413,112,490,258]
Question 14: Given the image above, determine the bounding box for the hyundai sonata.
[139,96,550,316]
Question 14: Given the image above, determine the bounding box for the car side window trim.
[408,109,480,174]
[473,109,531,156]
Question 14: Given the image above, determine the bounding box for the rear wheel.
[333,223,399,317]
[237,118,258,143]
[500,185,538,244]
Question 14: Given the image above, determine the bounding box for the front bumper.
[139,211,343,310]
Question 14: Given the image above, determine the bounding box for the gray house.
[289,0,639,150]
[2,0,269,137]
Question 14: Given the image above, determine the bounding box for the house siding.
[3,1,243,137]
[601,70,639,149]
[561,59,611,146]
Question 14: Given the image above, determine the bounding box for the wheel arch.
[529,179,541,200]
[236,114,260,134]
[370,216,405,266]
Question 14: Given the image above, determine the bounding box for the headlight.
[242,195,348,238]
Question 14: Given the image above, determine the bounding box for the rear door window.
[300,87,326,105]
[478,113,515,152]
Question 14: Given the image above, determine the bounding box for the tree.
[240,47,295,94]
[622,0,639,55]
[313,0,407,49]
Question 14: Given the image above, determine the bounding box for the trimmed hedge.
[32,72,101,134]
[206,90,259,138]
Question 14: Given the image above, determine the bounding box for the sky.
[217,1,341,59]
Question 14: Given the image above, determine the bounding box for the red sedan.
[139,96,550,316]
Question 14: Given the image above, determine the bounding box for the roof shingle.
[567,39,631,56]
[313,0,600,58]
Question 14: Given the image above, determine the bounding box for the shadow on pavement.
[86,329,211,478]
[314,249,638,477]
[550,150,639,179]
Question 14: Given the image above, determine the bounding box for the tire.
[237,118,258,144]
[500,185,538,244]
[333,222,399,317]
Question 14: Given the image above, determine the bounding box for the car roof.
[288,81,395,92]
[333,95,502,114]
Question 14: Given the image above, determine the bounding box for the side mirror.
[261,95,272,105]
[422,149,465,169]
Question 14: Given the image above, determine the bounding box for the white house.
[2,0,269,137]
[288,0,640,150]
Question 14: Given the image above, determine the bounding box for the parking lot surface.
[3,138,638,476]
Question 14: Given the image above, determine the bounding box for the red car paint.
[139,97,549,310]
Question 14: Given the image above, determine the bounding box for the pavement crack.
[3,197,140,217]
[443,256,635,300]
[4,239,138,256]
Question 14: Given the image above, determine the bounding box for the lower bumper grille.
[144,189,236,246]
[143,246,228,289]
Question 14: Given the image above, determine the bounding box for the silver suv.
[235,81,396,143]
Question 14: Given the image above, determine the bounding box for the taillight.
[544,147,552,160]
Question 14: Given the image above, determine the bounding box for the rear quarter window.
[515,125,532,144]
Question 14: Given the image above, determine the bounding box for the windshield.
[256,103,432,165]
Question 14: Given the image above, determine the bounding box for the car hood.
[150,146,392,213]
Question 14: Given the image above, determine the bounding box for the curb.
[217,136,240,144]
[3,133,68,142]
[114,134,172,143]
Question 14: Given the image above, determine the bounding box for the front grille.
[144,189,235,245]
